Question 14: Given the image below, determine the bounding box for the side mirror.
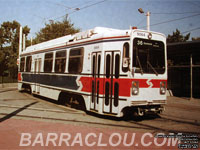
[123,57,129,68]
[122,57,130,72]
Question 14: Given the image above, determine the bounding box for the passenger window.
[20,57,25,72]
[115,54,120,79]
[106,54,111,78]
[26,56,32,72]
[92,55,95,77]
[97,55,101,78]
[122,42,130,72]
[44,53,53,72]
[55,51,66,73]
[68,48,84,74]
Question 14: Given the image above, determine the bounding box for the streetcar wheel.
[58,93,70,105]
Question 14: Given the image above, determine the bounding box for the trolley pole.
[190,54,193,100]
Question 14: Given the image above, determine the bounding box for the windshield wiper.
[136,56,143,75]
[147,61,158,76]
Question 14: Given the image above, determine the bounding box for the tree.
[167,29,190,43]
[0,20,30,78]
[33,15,80,44]
[192,37,200,41]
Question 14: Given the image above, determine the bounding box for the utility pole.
[146,11,150,31]
[19,26,22,55]
[138,8,151,31]
[190,54,193,100]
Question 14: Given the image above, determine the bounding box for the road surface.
[0,86,199,149]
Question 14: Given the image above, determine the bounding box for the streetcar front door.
[33,58,41,93]
[90,52,101,111]
[103,51,120,114]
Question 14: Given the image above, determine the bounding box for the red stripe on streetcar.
[151,79,167,88]
[79,77,167,97]
[18,73,22,81]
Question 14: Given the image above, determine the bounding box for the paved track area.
[0,85,199,149]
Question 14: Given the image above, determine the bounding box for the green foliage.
[167,29,190,43]
[192,37,200,41]
[33,15,80,44]
[0,16,79,79]
[0,20,30,77]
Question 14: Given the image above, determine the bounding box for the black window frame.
[122,42,130,72]
[106,54,111,78]
[20,57,25,72]
[25,56,32,72]
[68,48,84,74]
[44,52,53,73]
[55,50,66,73]
[115,54,120,79]
[133,38,165,74]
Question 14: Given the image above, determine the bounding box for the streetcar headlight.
[160,81,166,95]
[132,81,139,95]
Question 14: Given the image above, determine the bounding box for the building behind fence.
[167,41,200,98]
[0,68,18,84]
[0,76,17,84]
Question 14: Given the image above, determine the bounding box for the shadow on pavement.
[0,101,38,123]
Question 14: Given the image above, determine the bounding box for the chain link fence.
[0,76,17,84]
[168,66,200,98]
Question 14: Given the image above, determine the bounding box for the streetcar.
[18,27,167,117]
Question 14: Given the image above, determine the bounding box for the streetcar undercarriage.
[122,104,165,118]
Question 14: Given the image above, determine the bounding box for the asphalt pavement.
[0,83,199,149]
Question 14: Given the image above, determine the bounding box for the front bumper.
[131,100,166,106]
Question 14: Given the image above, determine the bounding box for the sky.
[0,0,200,40]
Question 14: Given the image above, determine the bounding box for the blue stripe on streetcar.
[22,73,79,90]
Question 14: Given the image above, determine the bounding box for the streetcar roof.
[22,27,165,55]
[22,27,129,54]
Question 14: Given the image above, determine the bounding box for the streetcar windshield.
[133,38,165,74]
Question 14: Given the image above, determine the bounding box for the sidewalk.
[0,83,17,88]
[164,96,200,125]
[0,83,17,93]
[167,96,200,107]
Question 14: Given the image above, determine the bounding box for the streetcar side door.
[90,52,101,111]
[33,58,41,93]
[103,51,120,114]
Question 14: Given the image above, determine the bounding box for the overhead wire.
[43,0,95,21]
[49,1,72,9]
[181,27,200,34]
[52,0,109,21]
[139,13,200,28]
[67,0,95,10]
[30,0,109,37]
[70,0,108,13]
[31,0,200,38]
[48,0,94,11]
[152,12,200,15]
[186,1,200,8]
[136,0,149,28]
[137,1,200,33]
